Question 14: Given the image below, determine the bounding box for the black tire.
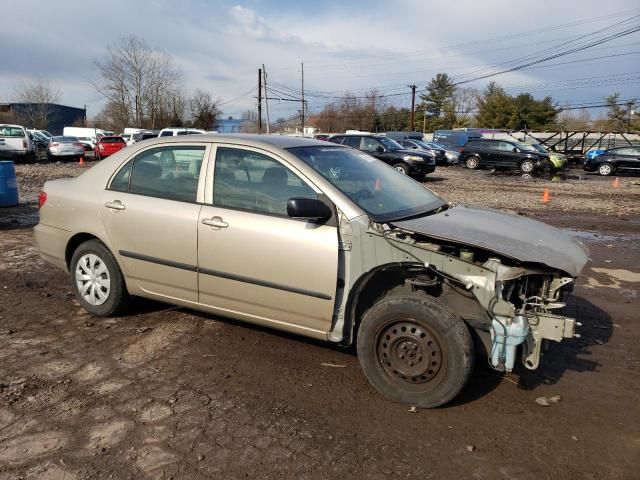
[392,163,409,175]
[465,156,480,169]
[357,293,474,408]
[598,162,614,176]
[70,239,130,316]
[520,159,535,173]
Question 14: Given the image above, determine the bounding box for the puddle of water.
[563,229,635,243]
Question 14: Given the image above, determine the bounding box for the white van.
[62,127,109,143]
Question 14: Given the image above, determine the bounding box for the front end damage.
[331,207,589,374]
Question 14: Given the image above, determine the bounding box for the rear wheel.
[598,163,614,176]
[70,240,130,316]
[392,163,409,175]
[357,293,474,408]
[520,159,535,173]
[465,156,479,169]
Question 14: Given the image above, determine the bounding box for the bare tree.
[13,78,61,129]
[189,90,220,130]
[93,36,181,130]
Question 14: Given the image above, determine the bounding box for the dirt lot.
[1,161,639,479]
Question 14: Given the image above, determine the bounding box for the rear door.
[100,143,210,302]
[197,145,338,335]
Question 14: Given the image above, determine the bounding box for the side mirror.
[375,145,385,153]
[411,146,418,149]
[512,147,518,153]
[287,198,332,220]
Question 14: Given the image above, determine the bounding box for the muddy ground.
[1,161,639,479]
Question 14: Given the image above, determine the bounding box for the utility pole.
[262,64,270,134]
[301,62,305,136]
[409,84,417,131]
[258,68,263,132]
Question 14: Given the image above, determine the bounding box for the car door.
[197,145,339,336]
[100,143,210,302]
[492,141,518,168]
[615,147,639,170]
[361,137,388,162]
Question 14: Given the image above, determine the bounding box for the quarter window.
[498,142,515,152]
[361,137,382,151]
[213,147,316,216]
[111,146,205,202]
[342,136,361,148]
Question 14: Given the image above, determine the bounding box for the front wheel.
[357,293,474,408]
[598,163,614,176]
[70,240,130,316]
[392,163,409,175]
[520,159,535,173]
[465,156,479,169]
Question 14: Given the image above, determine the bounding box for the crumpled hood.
[391,204,589,277]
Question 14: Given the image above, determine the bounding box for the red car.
[95,136,126,160]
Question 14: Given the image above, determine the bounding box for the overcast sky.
[1,0,638,122]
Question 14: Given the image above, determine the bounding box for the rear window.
[0,126,25,137]
[101,137,125,143]
[465,141,483,149]
[53,136,78,142]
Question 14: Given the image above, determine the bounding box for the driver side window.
[212,147,317,216]
[362,137,382,151]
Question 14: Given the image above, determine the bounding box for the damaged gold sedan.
[35,135,588,407]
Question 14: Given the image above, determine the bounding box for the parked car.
[459,139,549,173]
[129,131,159,145]
[76,137,96,152]
[329,134,436,178]
[46,136,85,162]
[585,149,605,161]
[583,146,640,176]
[398,139,450,166]
[27,129,50,157]
[0,124,36,162]
[35,135,588,408]
[432,130,482,150]
[158,128,206,137]
[95,136,127,160]
[422,141,459,165]
[313,134,331,141]
[530,143,568,170]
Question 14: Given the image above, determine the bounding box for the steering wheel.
[352,188,374,201]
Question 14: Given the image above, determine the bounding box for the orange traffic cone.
[612,177,620,188]
[78,155,85,166]
[541,188,551,203]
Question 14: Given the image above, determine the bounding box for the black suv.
[329,134,436,179]
[459,139,548,173]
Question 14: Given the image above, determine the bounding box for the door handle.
[104,201,126,211]
[201,217,228,228]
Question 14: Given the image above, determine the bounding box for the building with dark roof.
[0,103,86,135]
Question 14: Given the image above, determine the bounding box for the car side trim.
[198,267,333,300]
[118,250,332,300]
[119,250,198,272]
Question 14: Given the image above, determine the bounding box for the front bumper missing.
[490,312,580,372]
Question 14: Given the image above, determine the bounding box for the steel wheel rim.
[466,158,478,169]
[394,166,407,174]
[521,161,534,173]
[75,253,110,306]
[599,164,612,175]
[375,320,447,391]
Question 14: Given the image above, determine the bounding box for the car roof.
[141,134,332,149]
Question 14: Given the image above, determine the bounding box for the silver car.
[47,136,85,162]
[35,135,588,407]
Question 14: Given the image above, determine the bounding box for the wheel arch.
[65,232,113,269]
[341,262,421,347]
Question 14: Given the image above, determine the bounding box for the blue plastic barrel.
[0,161,19,207]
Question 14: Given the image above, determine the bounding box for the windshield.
[531,143,548,153]
[379,137,403,150]
[288,146,446,222]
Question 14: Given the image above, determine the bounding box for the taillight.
[38,191,47,209]
[51,142,59,147]
[459,147,464,153]
[98,143,104,150]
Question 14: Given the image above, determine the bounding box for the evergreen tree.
[419,73,456,131]
[475,82,513,128]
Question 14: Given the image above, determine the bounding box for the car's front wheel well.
[343,264,440,347]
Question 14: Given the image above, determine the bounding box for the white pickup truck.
[0,124,35,162]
